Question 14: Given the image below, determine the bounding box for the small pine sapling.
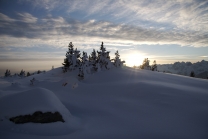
[190,71,195,77]
[37,70,41,74]
[72,83,78,89]
[27,72,30,77]
[30,78,36,85]
[62,82,67,86]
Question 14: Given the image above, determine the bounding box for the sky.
[0,0,208,75]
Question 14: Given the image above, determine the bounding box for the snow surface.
[0,67,208,139]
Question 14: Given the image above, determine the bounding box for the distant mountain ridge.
[157,60,208,79]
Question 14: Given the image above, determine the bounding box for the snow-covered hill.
[157,60,208,79]
[0,66,208,139]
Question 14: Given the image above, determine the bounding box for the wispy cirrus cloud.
[17,12,38,23]
[0,12,207,49]
[19,0,208,32]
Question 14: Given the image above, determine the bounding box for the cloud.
[0,48,64,61]
[17,13,37,23]
[0,13,15,22]
[19,0,208,32]
[0,12,207,48]
[200,56,208,58]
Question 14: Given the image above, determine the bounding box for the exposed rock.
[9,111,65,124]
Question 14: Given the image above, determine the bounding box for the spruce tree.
[141,58,150,70]
[19,69,25,77]
[4,69,11,77]
[27,72,31,76]
[114,50,120,67]
[190,71,195,77]
[78,51,90,78]
[62,42,81,71]
[62,42,74,70]
[114,50,125,67]
[97,42,112,69]
[37,70,41,74]
[73,48,81,67]
[151,60,157,71]
[89,49,98,71]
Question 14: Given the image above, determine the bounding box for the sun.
[125,53,144,67]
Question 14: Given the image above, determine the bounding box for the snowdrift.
[0,87,80,136]
[0,88,71,121]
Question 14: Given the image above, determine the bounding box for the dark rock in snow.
[9,111,65,124]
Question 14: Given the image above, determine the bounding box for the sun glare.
[125,53,144,67]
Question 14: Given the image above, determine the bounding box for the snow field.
[0,66,208,139]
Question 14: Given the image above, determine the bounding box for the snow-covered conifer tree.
[70,48,81,69]
[78,52,91,78]
[4,69,11,77]
[141,58,151,70]
[62,42,73,69]
[114,50,125,67]
[89,49,98,71]
[19,69,25,77]
[97,42,112,69]
[37,70,41,74]
[190,71,195,77]
[95,63,101,72]
[30,78,36,85]
[27,72,30,76]
[62,42,81,71]
[151,60,157,71]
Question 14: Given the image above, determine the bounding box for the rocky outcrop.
[10,111,65,124]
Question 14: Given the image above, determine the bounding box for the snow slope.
[0,67,208,139]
